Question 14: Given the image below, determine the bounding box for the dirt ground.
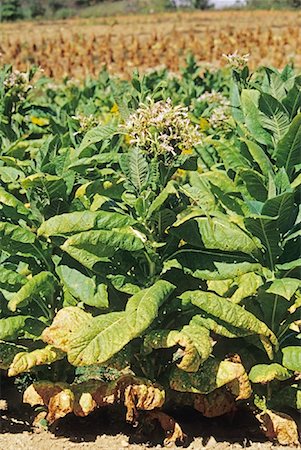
[0,10,300,78]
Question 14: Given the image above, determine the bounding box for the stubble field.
[0,9,300,78]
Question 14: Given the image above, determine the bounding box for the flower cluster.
[198,90,231,130]
[73,113,101,134]
[121,98,202,156]
[3,70,33,100]
[198,90,230,108]
[223,51,250,70]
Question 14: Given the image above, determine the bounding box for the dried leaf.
[257,409,300,446]
[145,411,186,447]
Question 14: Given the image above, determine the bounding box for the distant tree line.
[0,0,299,21]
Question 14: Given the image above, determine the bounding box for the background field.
[0,9,300,78]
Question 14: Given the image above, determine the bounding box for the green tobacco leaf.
[173,215,260,256]
[259,93,290,142]
[274,113,301,178]
[8,272,58,313]
[241,90,272,146]
[0,316,46,340]
[249,363,292,384]
[125,280,175,334]
[239,169,268,202]
[144,323,212,372]
[57,265,109,309]
[0,341,27,370]
[270,385,301,412]
[76,124,116,157]
[266,278,300,301]
[230,272,263,304]
[0,221,44,260]
[0,187,32,220]
[214,141,250,173]
[180,291,278,356]
[43,281,175,366]
[244,215,281,269]
[282,346,301,372]
[242,140,274,177]
[147,181,178,219]
[191,315,251,339]
[38,211,135,237]
[8,345,65,377]
[170,358,248,394]
[0,267,26,291]
[21,173,67,201]
[61,228,145,269]
[262,192,295,234]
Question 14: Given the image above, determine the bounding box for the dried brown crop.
[0,10,300,78]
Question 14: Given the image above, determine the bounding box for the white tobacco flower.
[4,70,33,100]
[223,51,250,70]
[121,98,202,156]
[73,114,101,133]
[199,90,230,107]
[208,106,230,129]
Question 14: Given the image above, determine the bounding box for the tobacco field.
[0,53,300,448]
[0,10,301,78]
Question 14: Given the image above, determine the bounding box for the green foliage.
[0,60,300,445]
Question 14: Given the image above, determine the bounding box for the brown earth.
[0,10,300,78]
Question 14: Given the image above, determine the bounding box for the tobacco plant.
[0,61,300,446]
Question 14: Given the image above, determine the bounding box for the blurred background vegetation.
[0,0,300,21]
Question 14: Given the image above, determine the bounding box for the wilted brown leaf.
[145,410,186,447]
[257,409,300,446]
[23,375,165,425]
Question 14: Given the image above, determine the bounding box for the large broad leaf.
[230,272,263,304]
[8,345,65,377]
[180,290,278,357]
[239,169,268,202]
[0,187,32,221]
[244,215,281,269]
[8,272,58,313]
[21,173,67,201]
[213,141,251,173]
[262,192,296,234]
[0,316,46,340]
[125,280,175,335]
[274,113,301,179]
[259,93,290,142]
[0,221,45,261]
[282,346,301,372]
[173,215,260,256]
[242,140,274,177]
[75,124,117,158]
[57,265,108,309]
[266,278,300,301]
[147,181,178,219]
[163,255,265,281]
[61,228,145,269]
[43,281,175,366]
[169,358,251,396]
[240,90,272,146]
[144,323,212,372]
[249,363,292,384]
[38,211,135,238]
[120,148,149,194]
[283,82,301,119]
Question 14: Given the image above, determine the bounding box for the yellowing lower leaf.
[31,116,49,126]
[8,345,65,377]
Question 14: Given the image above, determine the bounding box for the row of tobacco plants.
[0,56,300,446]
